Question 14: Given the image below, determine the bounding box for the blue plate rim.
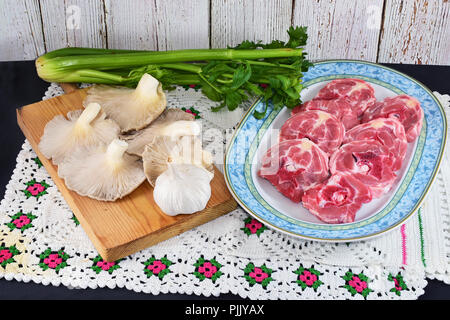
[223,59,447,242]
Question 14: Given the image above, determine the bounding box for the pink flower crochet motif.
[299,270,318,286]
[147,260,166,274]
[26,184,45,196]
[246,219,263,234]
[97,261,116,271]
[349,276,368,293]
[13,215,31,228]
[44,253,63,269]
[0,249,12,262]
[393,278,402,291]
[249,267,269,283]
[198,262,217,278]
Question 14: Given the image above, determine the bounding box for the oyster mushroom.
[58,139,145,201]
[121,108,199,156]
[83,73,167,132]
[38,102,120,164]
[142,135,214,187]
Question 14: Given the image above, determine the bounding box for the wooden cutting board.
[17,86,237,261]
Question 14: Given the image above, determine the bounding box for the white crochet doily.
[0,84,449,300]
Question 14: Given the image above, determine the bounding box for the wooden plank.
[0,0,45,61]
[378,0,450,65]
[66,0,107,48]
[104,0,158,50]
[2,0,449,64]
[17,89,237,261]
[40,0,107,51]
[211,0,293,48]
[154,0,210,50]
[39,0,66,52]
[292,0,383,62]
[58,83,79,94]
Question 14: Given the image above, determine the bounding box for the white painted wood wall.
[0,0,448,64]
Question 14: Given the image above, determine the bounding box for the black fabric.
[0,61,448,300]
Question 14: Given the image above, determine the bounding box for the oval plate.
[224,60,447,242]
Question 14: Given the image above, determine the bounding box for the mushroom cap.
[58,139,145,201]
[38,103,120,165]
[142,135,214,187]
[121,108,196,156]
[83,74,167,133]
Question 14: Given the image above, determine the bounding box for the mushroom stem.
[133,73,160,102]
[76,103,101,128]
[162,120,201,138]
[106,139,128,168]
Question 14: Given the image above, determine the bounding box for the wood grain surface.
[211,0,292,48]
[1,0,448,65]
[377,0,450,65]
[292,0,384,62]
[39,0,107,51]
[16,89,237,261]
[0,0,45,60]
[104,0,159,51]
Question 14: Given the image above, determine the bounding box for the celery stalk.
[35,26,311,117]
[36,48,302,81]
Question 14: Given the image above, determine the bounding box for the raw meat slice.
[362,95,423,143]
[314,78,376,116]
[279,110,345,155]
[329,140,396,198]
[258,139,329,203]
[292,98,360,130]
[302,173,372,224]
[344,118,407,171]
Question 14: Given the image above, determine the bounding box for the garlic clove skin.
[153,163,212,216]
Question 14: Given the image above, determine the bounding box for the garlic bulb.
[143,135,214,187]
[153,163,213,216]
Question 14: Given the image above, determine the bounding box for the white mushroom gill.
[83,73,167,133]
[38,102,120,164]
[57,139,145,201]
[121,108,196,157]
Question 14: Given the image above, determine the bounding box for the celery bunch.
[36,26,311,118]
